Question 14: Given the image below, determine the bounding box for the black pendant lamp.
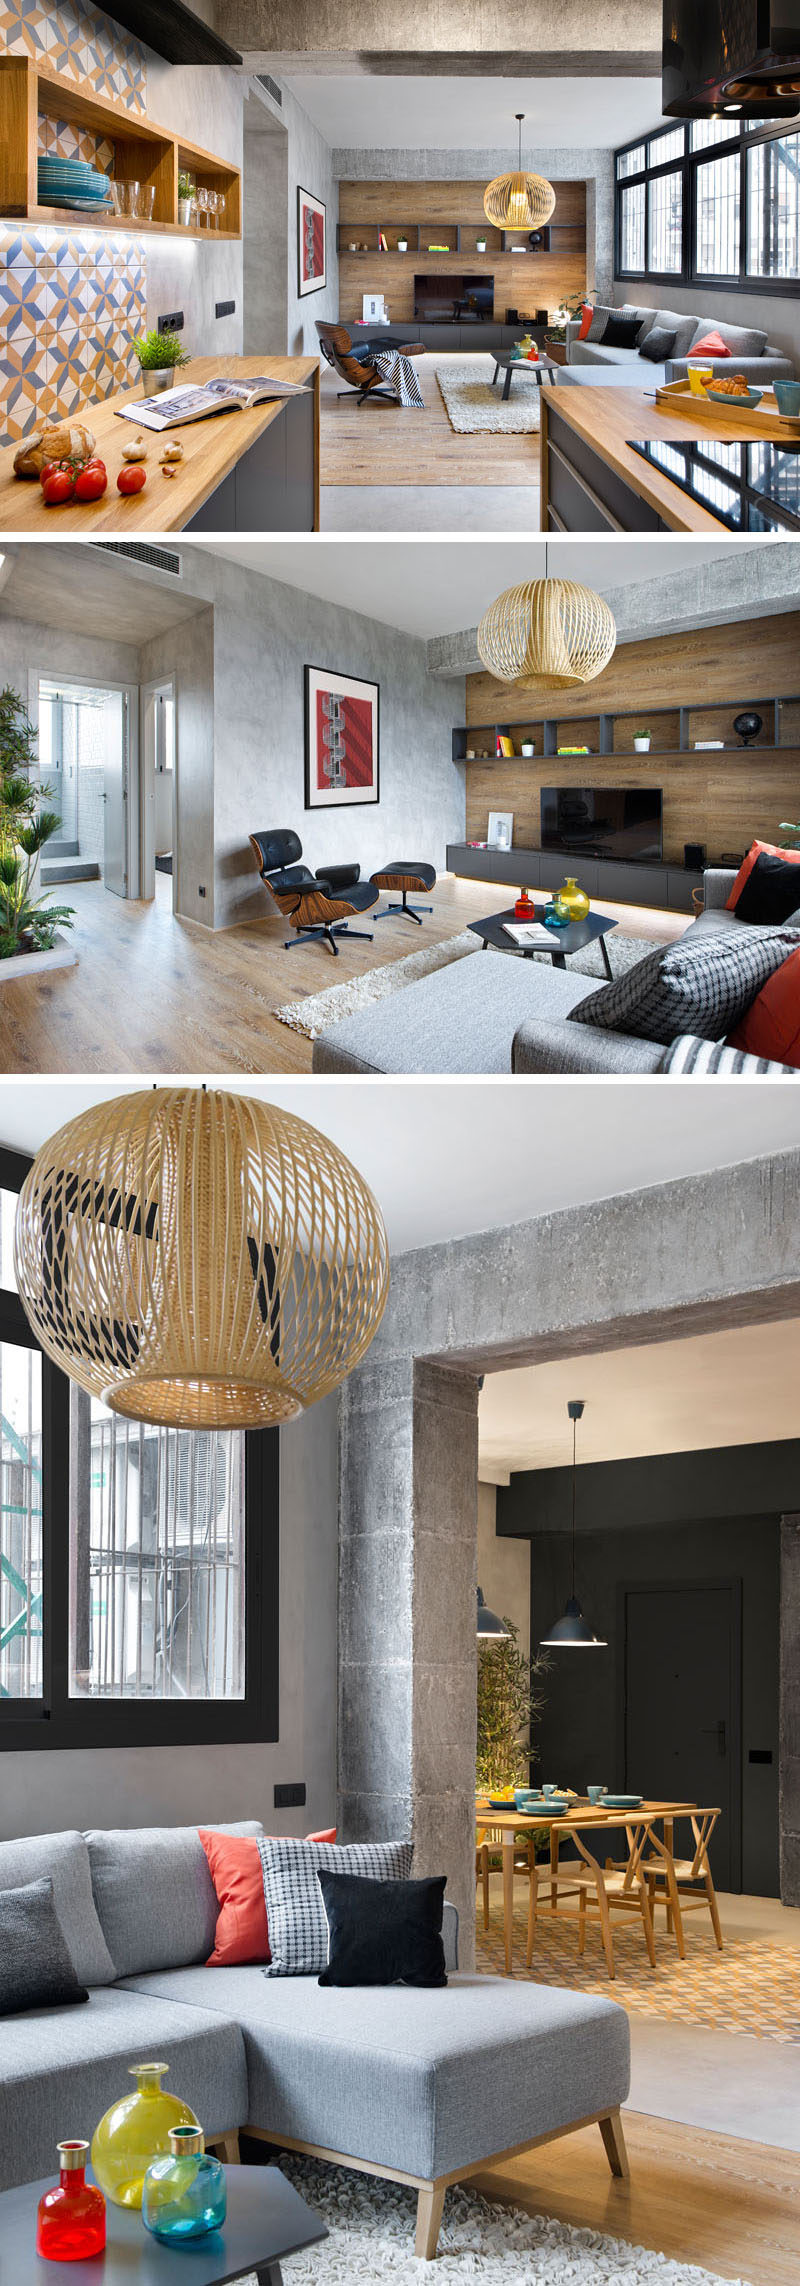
[662,0,800,121]
[477,1587,509,1639]
[540,1400,606,1648]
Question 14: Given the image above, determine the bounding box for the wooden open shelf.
[0,56,241,238]
[453,696,800,762]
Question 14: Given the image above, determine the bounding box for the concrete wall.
[220,0,662,69]
[334,145,614,302]
[144,53,244,361]
[248,77,339,354]
[243,98,290,352]
[477,1481,530,1659]
[0,1397,339,1844]
[139,609,216,929]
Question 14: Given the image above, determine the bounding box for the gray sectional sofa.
[1,1822,631,2260]
[565,304,794,389]
[310,870,799,1076]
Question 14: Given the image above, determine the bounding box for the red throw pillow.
[200,1827,336,1966]
[578,303,593,340]
[728,944,800,1066]
[689,330,731,358]
[726,839,800,911]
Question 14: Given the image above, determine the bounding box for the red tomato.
[74,460,108,502]
[116,465,147,496]
[40,458,75,488]
[41,468,77,506]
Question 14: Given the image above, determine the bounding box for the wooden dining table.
[476,1801,697,1975]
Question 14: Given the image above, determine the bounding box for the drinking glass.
[138,184,155,222]
[196,187,209,229]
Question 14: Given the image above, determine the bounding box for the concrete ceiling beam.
[219,0,662,71]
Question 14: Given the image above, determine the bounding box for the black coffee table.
[491,352,560,400]
[0,2163,325,2286]
[469,904,617,979]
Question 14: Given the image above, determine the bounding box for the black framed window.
[614,115,800,297]
[0,1147,279,1751]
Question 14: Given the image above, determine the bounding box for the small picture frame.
[362,293,385,324]
[488,811,514,851]
[305,666,380,810]
[297,186,327,298]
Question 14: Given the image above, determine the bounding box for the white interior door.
[102,691,128,899]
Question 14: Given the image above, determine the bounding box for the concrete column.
[338,1355,479,1964]
[779,1513,800,1907]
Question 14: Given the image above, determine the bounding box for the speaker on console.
[684,842,706,871]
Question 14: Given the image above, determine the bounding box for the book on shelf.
[118,374,306,431]
[502,919,562,949]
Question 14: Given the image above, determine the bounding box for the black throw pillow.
[638,327,677,362]
[601,313,642,348]
[734,850,800,925]
[316,1871,448,1988]
[0,1876,89,2017]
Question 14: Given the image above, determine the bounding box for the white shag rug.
[437,357,543,433]
[273,929,478,1039]
[230,2154,753,2284]
[274,927,667,1042]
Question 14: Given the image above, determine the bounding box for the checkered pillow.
[568,927,800,1045]
[257,1837,413,1976]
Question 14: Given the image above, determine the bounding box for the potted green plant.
[178,172,194,227]
[476,1615,548,1796]
[0,687,74,964]
[131,328,189,395]
[633,727,652,752]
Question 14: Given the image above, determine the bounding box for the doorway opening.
[140,677,177,912]
[35,675,135,899]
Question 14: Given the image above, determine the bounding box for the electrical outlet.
[198,884,206,898]
[158,311,184,334]
[274,1782,306,1809]
[215,299,236,319]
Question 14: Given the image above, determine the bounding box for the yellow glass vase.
[91,2064,200,2210]
[559,876,590,921]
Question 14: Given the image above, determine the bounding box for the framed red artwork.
[298,186,327,297]
[304,666,380,809]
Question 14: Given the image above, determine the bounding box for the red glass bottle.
[36,2141,106,2263]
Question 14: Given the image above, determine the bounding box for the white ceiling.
[282,74,662,153]
[205,539,758,645]
[2,1081,799,1261]
[478,1321,800,1480]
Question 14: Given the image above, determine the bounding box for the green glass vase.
[91,2064,200,2210]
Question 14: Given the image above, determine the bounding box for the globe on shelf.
[732,711,763,747]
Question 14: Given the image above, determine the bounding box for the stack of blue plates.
[38,156,113,212]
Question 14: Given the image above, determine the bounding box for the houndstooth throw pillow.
[568,926,800,1045]
[257,1837,413,1976]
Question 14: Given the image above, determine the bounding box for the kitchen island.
[0,356,320,534]
[540,381,800,532]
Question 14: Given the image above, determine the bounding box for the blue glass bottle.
[141,2127,226,2243]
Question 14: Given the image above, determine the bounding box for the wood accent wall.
[464,611,800,866]
[337,179,586,326]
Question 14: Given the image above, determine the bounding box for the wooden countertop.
[539,382,788,532]
[0,355,320,533]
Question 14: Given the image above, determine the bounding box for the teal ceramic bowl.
[706,384,762,409]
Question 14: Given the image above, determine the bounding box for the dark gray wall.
[498,1441,800,1898]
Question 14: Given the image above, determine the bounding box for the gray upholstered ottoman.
[311,945,595,1073]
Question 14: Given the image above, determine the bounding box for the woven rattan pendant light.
[476,544,617,695]
[483,114,556,230]
[14,1087,389,1431]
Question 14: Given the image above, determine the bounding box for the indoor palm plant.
[0,686,74,959]
[476,1616,548,1795]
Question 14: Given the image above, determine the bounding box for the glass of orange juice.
[687,363,713,395]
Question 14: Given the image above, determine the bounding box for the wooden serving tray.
[655,377,800,437]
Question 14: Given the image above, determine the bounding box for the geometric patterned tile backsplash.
[1,0,147,440]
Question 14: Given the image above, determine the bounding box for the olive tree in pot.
[0,686,74,960]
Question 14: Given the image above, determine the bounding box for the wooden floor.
[0,874,684,1076]
[320,356,541,488]
[473,2111,800,2286]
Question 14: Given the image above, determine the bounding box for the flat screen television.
[540,786,663,865]
[414,274,494,322]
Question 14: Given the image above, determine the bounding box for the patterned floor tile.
[476,1894,800,2043]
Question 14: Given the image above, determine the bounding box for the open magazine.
[117,374,307,432]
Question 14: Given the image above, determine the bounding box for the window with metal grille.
[0,1147,278,1750]
[615,113,799,296]
[648,170,683,273]
[747,132,800,281]
[619,181,646,274]
[695,152,741,278]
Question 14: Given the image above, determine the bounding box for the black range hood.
[108,0,242,66]
[663,0,800,119]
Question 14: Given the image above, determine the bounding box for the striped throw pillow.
[660,1035,799,1077]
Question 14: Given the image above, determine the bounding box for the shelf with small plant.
[0,55,241,238]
